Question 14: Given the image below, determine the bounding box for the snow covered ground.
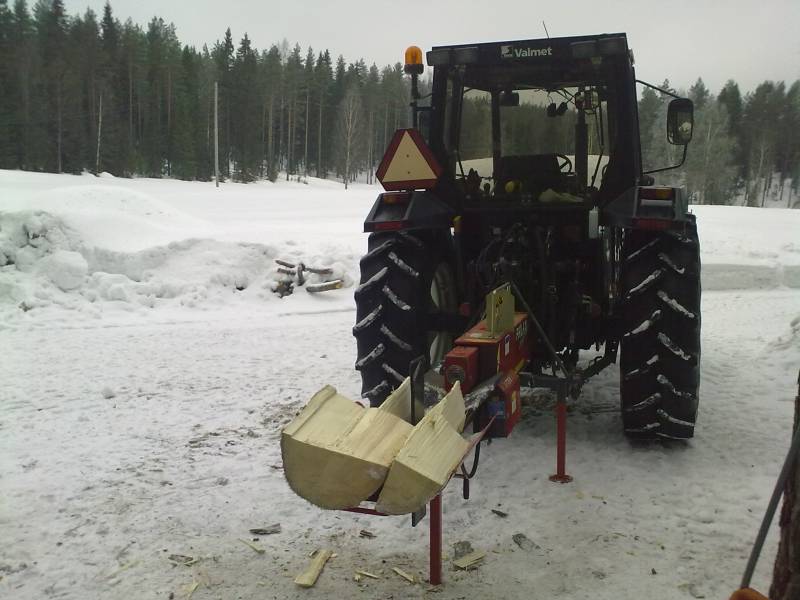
[1,169,799,599]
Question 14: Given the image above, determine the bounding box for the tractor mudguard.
[363,190,455,233]
[601,185,692,230]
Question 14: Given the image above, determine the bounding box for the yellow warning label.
[381,131,437,184]
[487,284,514,336]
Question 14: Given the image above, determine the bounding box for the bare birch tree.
[337,85,361,189]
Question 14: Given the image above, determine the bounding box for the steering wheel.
[555,153,573,173]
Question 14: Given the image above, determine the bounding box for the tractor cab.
[421,34,640,208]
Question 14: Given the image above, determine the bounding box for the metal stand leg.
[429,494,442,585]
[549,398,573,483]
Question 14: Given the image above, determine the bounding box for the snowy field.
[1,169,799,600]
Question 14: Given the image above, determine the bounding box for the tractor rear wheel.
[619,219,701,439]
[353,231,458,406]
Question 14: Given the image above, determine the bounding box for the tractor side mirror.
[667,98,694,145]
[499,91,519,107]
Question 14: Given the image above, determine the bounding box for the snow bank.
[38,250,88,291]
[766,313,800,375]
[693,205,800,290]
[0,209,359,325]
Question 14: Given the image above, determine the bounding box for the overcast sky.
[63,0,800,94]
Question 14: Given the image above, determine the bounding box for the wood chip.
[392,566,416,583]
[359,529,376,539]
[238,538,266,554]
[491,509,508,518]
[249,524,281,535]
[186,581,200,599]
[106,559,141,579]
[295,549,333,588]
[452,540,473,560]
[355,570,379,579]
[512,533,539,552]
[453,550,486,570]
[167,554,197,566]
[354,573,363,583]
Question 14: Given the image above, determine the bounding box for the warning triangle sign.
[376,129,443,191]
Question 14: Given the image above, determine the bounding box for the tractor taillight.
[637,187,675,217]
[373,221,407,231]
[633,217,671,231]
[381,192,411,205]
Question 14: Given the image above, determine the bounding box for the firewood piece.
[186,581,200,598]
[238,538,265,554]
[453,550,486,570]
[305,266,334,275]
[355,570,379,579]
[249,524,281,535]
[392,567,416,583]
[275,259,296,268]
[281,386,413,509]
[305,279,344,293]
[294,549,333,588]
[377,377,417,424]
[376,383,468,515]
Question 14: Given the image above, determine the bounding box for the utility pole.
[95,92,103,174]
[304,87,309,179]
[214,81,220,188]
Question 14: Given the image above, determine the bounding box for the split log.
[392,566,416,583]
[378,377,420,423]
[282,379,469,514]
[294,549,333,588]
[306,280,344,293]
[453,550,486,570]
[281,384,413,509]
[376,383,468,515]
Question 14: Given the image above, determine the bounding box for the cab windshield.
[453,86,610,193]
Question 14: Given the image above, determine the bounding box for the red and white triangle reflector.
[376,129,443,191]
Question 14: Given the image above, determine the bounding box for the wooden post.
[769,370,800,600]
[214,81,219,188]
